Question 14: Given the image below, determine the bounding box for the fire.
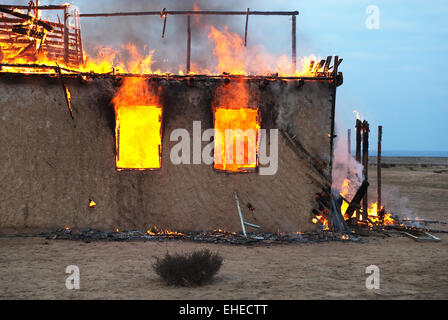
[312,215,329,230]
[146,226,184,237]
[1,5,327,78]
[207,25,321,76]
[366,202,395,226]
[212,80,260,172]
[112,59,163,170]
[339,178,396,227]
[89,199,96,208]
[208,25,246,75]
[115,104,162,170]
[214,107,260,172]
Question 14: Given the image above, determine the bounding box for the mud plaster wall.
[0,75,333,233]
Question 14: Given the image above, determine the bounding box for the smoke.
[71,0,258,72]
[331,125,364,200]
[4,0,305,73]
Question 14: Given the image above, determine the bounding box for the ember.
[40,227,360,244]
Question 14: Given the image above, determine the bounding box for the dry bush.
[153,249,223,287]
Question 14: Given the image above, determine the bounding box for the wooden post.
[344,180,369,221]
[377,125,382,215]
[347,128,351,157]
[186,15,191,74]
[244,8,249,47]
[347,128,351,176]
[35,0,39,18]
[291,15,296,74]
[355,119,362,163]
[63,5,69,64]
[328,56,339,180]
[76,10,84,65]
[362,120,370,215]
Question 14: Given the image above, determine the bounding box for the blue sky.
[4,0,447,152]
[254,0,448,153]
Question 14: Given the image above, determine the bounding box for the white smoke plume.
[331,126,364,200]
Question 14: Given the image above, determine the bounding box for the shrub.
[153,249,223,287]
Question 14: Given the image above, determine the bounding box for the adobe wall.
[0,74,333,233]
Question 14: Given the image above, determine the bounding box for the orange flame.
[312,215,329,230]
[339,178,396,227]
[113,78,162,170]
[111,49,162,170]
[146,226,184,237]
[212,80,260,172]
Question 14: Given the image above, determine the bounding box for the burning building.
[0,3,343,234]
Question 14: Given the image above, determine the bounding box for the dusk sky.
[4,0,447,153]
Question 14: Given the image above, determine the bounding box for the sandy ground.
[1,158,448,300]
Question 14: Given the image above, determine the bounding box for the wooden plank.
[355,119,362,162]
[80,10,299,18]
[344,180,369,221]
[362,120,370,213]
[291,15,296,73]
[186,15,191,74]
[63,5,69,64]
[244,8,249,47]
[323,56,332,72]
[377,125,382,215]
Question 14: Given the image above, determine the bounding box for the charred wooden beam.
[244,8,249,47]
[0,5,68,10]
[355,119,362,162]
[292,15,296,73]
[186,15,191,74]
[63,5,69,64]
[161,8,167,38]
[362,120,370,213]
[347,128,351,176]
[56,65,75,125]
[328,56,339,180]
[318,59,326,72]
[377,125,382,215]
[344,180,369,221]
[0,7,53,32]
[323,56,332,73]
[79,10,299,18]
[281,129,329,182]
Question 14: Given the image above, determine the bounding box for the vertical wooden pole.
[291,15,296,74]
[355,119,362,163]
[328,56,339,181]
[377,125,382,214]
[347,129,351,157]
[244,8,249,47]
[35,0,39,18]
[347,128,351,177]
[362,120,370,215]
[76,10,84,65]
[63,5,69,64]
[186,15,191,74]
